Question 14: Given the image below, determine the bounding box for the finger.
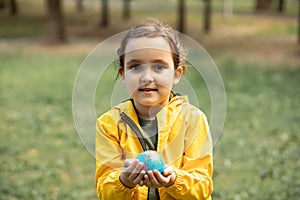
[155,170,170,185]
[124,159,135,167]
[123,159,139,174]
[154,170,169,184]
[147,171,160,187]
[144,174,150,186]
[122,160,139,182]
[132,169,146,185]
[134,170,146,185]
[128,162,144,180]
[163,165,173,176]
[144,173,154,188]
[138,179,145,186]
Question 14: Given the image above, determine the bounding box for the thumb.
[124,159,136,167]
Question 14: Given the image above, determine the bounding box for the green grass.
[1,46,299,200]
[213,61,300,199]
[0,0,299,199]
[0,49,96,199]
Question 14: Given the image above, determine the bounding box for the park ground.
[0,0,299,199]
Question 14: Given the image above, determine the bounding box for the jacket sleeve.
[159,111,213,200]
[95,112,137,200]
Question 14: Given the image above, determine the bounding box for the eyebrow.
[151,59,169,66]
[126,59,142,65]
[126,59,169,66]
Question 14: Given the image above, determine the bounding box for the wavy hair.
[117,19,187,72]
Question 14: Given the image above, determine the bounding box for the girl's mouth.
[139,88,158,92]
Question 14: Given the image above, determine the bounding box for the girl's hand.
[143,165,176,188]
[120,159,146,188]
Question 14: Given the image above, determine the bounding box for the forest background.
[0,0,299,199]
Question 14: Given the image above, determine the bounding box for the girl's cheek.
[125,81,139,95]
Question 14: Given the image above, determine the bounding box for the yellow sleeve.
[95,112,136,200]
[159,112,213,200]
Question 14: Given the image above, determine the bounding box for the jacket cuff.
[115,173,138,197]
[165,169,184,193]
[106,171,137,197]
[118,176,137,190]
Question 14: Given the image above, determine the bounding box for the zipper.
[120,112,147,151]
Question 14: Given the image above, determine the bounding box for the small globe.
[137,150,165,173]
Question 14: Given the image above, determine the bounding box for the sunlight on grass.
[1,44,299,200]
[0,49,96,199]
[0,0,299,199]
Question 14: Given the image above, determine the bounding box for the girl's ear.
[173,66,183,85]
[119,67,124,79]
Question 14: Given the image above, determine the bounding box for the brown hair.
[117,19,187,71]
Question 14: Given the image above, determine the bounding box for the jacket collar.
[114,95,189,126]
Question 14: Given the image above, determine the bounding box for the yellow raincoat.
[95,95,213,199]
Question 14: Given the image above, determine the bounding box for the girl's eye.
[130,64,142,71]
[153,64,166,71]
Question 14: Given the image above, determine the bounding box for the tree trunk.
[46,0,66,44]
[123,0,130,19]
[9,0,17,16]
[256,0,273,12]
[0,0,5,10]
[203,0,211,33]
[101,0,109,27]
[76,0,83,12]
[298,0,300,44]
[277,0,285,13]
[178,0,185,33]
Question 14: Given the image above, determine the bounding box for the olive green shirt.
[139,117,160,200]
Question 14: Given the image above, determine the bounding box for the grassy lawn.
[0,0,299,199]
[0,48,96,199]
[213,62,299,199]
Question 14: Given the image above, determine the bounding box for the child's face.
[120,37,183,108]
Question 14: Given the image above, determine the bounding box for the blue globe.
[137,150,165,173]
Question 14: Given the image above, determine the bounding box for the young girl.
[95,20,213,200]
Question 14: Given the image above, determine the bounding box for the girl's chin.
[133,100,168,108]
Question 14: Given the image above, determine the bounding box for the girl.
[95,19,213,200]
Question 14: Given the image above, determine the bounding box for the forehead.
[124,37,172,54]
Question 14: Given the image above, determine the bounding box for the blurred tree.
[46,0,66,44]
[203,0,211,33]
[178,0,185,33]
[277,0,285,13]
[9,0,18,16]
[76,0,83,12]
[123,0,130,19]
[256,0,273,11]
[223,0,233,18]
[0,0,5,10]
[298,0,300,44]
[101,0,109,27]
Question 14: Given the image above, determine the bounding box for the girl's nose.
[140,67,154,83]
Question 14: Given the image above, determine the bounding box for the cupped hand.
[120,159,146,188]
[143,165,176,188]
